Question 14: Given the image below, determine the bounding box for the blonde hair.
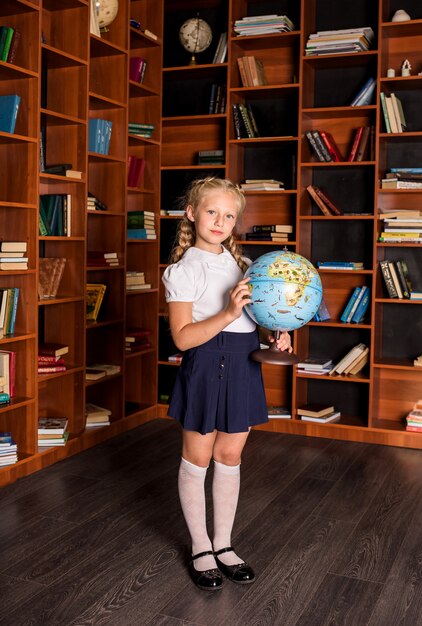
[169,177,248,272]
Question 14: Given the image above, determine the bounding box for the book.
[319,130,343,161]
[86,283,106,321]
[39,343,69,357]
[350,77,376,106]
[252,225,293,234]
[268,406,291,419]
[313,187,343,216]
[297,403,335,418]
[86,368,107,380]
[300,411,341,423]
[329,343,367,375]
[351,287,370,323]
[297,357,333,370]
[0,94,20,134]
[38,417,68,435]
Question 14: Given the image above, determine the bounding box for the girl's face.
[187,190,240,254]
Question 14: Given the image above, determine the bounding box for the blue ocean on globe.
[244,250,323,332]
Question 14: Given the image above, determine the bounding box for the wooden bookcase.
[157,0,422,450]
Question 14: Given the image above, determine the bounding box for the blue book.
[7,288,19,335]
[88,118,102,153]
[390,168,422,174]
[127,229,156,239]
[351,77,376,106]
[104,120,112,155]
[340,286,362,323]
[0,94,20,133]
[351,287,370,323]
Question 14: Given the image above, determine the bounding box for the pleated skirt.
[167,330,269,434]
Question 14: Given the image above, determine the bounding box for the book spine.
[348,127,364,162]
[319,131,342,161]
[394,261,410,298]
[379,260,398,298]
[232,104,243,140]
[7,29,21,64]
[345,286,367,323]
[312,130,332,161]
[340,286,362,322]
[305,131,326,162]
[351,287,370,323]
[355,126,370,162]
[306,185,331,216]
[388,261,403,298]
[314,187,343,215]
[380,93,391,133]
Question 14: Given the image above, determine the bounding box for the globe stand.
[250,330,300,366]
[189,54,197,65]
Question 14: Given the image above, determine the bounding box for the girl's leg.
[212,430,250,566]
[179,429,218,571]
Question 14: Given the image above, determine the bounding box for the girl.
[162,177,292,591]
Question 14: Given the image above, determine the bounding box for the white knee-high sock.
[178,457,216,571]
[212,460,244,566]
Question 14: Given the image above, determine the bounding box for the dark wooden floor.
[1,419,422,626]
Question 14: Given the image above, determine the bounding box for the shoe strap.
[192,550,214,561]
[214,546,235,556]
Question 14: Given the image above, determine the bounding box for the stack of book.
[129,56,147,83]
[305,27,374,56]
[329,343,369,376]
[0,94,20,133]
[414,355,422,368]
[313,298,331,322]
[296,357,333,375]
[241,179,284,191]
[87,193,108,212]
[297,403,341,424]
[0,241,27,271]
[0,287,19,336]
[0,432,17,467]
[0,349,16,397]
[318,261,364,271]
[340,286,370,324]
[38,258,66,300]
[88,118,112,155]
[86,363,121,381]
[380,93,406,133]
[379,260,412,299]
[127,210,156,240]
[197,149,225,165]
[161,209,185,217]
[168,353,183,364]
[350,77,376,107]
[87,251,119,267]
[208,84,226,114]
[306,185,342,216]
[305,130,343,162]
[85,403,111,429]
[128,122,155,138]
[39,194,72,237]
[232,103,259,139]
[234,14,294,36]
[268,406,291,419]
[127,155,146,188]
[380,168,422,192]
[405,402,422,433]
[125,328,152,353]
[245,224,292,243]
[38,417,69,448]
[126,271,151,291]
[0,26,21,64]
[38,343,68,375]
[86,284,106,321]
[237,56,267,87]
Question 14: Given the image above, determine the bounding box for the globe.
[179,17,212,65]
[96,0,119,29]
[244,250,323,364]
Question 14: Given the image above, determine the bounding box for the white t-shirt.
[162,246,256,333]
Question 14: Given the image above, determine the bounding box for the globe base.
[250,343,300,366]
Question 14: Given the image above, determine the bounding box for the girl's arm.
[168,278,251,351]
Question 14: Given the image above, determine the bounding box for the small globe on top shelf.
[244,250,323,365]
[96,0,119,32]
[179,16,212,65]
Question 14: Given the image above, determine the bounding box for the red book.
[314,187,343,216]
[355,126,371,162]
[38,343,69,357]
[319,130,343,162]
[347,127,364,162]
[133,157,146,187]
[38,365,67,374]
[37,356,65,364]
[7,29,21,64]
[129,57,144,82]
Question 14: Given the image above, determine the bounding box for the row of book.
[0,94,20,134]
[126,328,152,353]
[237,56,267,88]
[330,343,369,377]
[233,14,294,36]
[405,400,422,433]
[340,286,370,324]
[0,432,17,467]
[88,118,113,155]
[306,127,374,163]
[38,343,68,375]
[379,260,416,300]
[380,168,422,191]
[38,258,66,300]
[232,103,259,139]
[0,25,21,64]
[129,56,148,84]
[197,149,224,166]
[380,92,406,133]
[127,210,156,239]
[127,155,146,188]
[128,122,155,138]
[126,271,151,291]
[378,206,422,244]
[208,84,226,114]
[305,26,374,56]
[244,223,292,243]
[86,363,121,381]
[39,194,72,237]
[0,288,19,337]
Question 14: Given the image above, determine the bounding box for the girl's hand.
[269,331,293,353]
[226,277,252,319]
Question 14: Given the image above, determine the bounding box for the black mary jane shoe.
[214,547,256,584]
[188,550,224,591]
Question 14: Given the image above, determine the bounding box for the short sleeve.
[162,262,196,302]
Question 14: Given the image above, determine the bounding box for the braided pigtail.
[170,215,195,264]
[223,234,248,273]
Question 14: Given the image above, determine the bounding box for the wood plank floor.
[1,419,422,626]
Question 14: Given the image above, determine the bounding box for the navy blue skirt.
[167,330,269,434]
